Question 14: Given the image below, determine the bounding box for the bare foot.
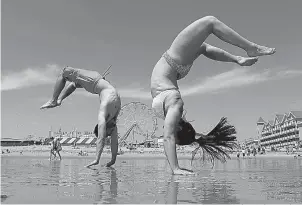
[40,100,60,109]
[173,168,195,175]
[247,45,276,57]
[237,56,258,66]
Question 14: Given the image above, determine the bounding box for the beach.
[2,148,302,204]
[1,145,300,159]
[1,145,192,159]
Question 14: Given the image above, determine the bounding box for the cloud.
[180,66,302,97]
[1,64,61,91]
[275,69,302,78]
[1,64,152,99]
[2,64,301,100]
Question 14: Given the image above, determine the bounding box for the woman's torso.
[151,57,180,98]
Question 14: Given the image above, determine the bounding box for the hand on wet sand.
[40,100,61,110]
[106,160,115,167]
[85,160,99,168]
[173,168,195,176]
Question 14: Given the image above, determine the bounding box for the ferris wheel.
[116,102,158,145]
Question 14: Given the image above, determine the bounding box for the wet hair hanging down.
[176,117,238,166]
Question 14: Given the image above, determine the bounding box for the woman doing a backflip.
[151,16,275,175]
[40,66,121,168]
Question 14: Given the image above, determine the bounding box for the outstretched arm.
[57,82,80,104]
[197,43,258,66]
[106,126,118,167]
[85,111,107,168]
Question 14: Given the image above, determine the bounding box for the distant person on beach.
[261,147,265,155]
[49,137,62,160]
[247,148,251,157]
[151,16,275,175]
[252,147,257,156]
[40,66,121,167]
[241,149,246,158]
[86,120,119,167]
[237,151,240,158]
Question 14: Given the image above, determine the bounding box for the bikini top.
[162,52,192,80]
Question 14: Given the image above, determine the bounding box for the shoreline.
[1,145,301,159]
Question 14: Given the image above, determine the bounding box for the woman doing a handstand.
[151,16,275,175]
[41,66,121,168]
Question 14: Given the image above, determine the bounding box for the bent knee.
[202,15,218,23]
[199,15,219,28]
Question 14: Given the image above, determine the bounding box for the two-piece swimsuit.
[62,67,104,94]
[152,51,193,119]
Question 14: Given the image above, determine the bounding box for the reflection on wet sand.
[164,176,179,204]
[1,157,301,203]
[93,167,118,204]
[49,160,62,196]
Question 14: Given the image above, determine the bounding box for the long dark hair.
[93,116,117,137]
[176,117,237,165]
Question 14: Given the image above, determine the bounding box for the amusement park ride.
[116,102,158,147]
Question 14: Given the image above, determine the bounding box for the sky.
[1,0,302,142]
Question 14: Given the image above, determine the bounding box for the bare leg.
[49,150,53,160]
[199,43,259,66]
[163,94,194,175]
[57,82,77,105]
[40,74,67,109]
[56,151,62,160]
[170,16,275,62]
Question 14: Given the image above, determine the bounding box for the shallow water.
[1,156,302,204]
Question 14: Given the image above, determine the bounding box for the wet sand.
[2,152,302,203]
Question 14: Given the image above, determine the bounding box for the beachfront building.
[244,137,259,148]
[1,137,42,147]
[257,111,302,149]
[46,127,97,146]
[49,127,93,139]
[157,138,164,147]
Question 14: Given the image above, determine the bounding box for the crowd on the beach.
[1,149,11,155]
[235,144,301,158]
[237,146,265,158]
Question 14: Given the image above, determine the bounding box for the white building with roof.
[256,111,302,148]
